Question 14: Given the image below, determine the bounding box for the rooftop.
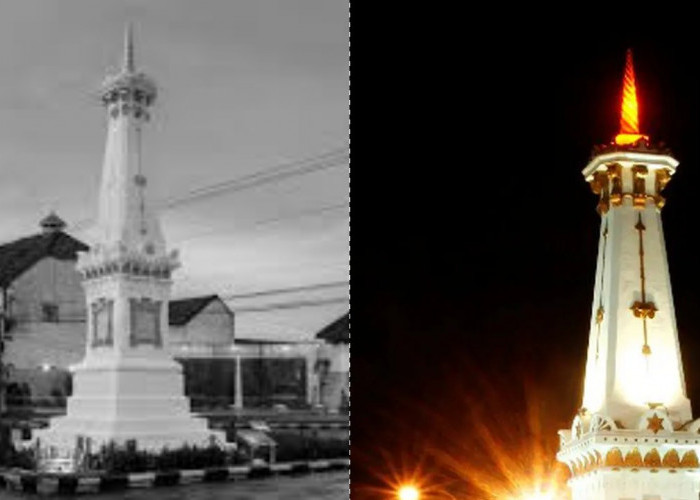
[169,294,230,326]
[0,225,88,288]
[316,312,349,344]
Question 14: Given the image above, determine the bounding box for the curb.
[127,472,155,488]
[0,458,349,495]
[77,475,101,493]
[177,468,204,484]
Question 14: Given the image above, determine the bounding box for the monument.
[557,50,700,499]
[34,26,224,455]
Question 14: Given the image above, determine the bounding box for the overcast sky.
[0,0,349,302]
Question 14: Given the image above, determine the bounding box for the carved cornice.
[77,246,179,282]
[588,163,672,214]
[558,409,700,479]
[566,447,699,477]
[591,139,673,158]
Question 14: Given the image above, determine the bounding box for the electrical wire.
[70,147,349,232]
[224,297,349,313]
[173,202,348,245]
[221,280,348,301]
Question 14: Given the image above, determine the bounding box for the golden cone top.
[615,49,649,146]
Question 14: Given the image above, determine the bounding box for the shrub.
[203,467,229,482]
[316,437,349,459]
[91,441,230,474]
[100,475,128,491]
[10,447,37,470]
[57,475,78,494]
[20,473,37,493]
[0,423,12,466]
[154,470,180,487]
[271,431,308,462]
[271,430,349,462]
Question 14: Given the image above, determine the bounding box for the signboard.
[91,299,114,347]
[129,298,162,347]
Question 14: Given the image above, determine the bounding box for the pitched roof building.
[316,312,349,344]
[0,213,87,289]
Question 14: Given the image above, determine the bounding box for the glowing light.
[40,363,52,372]
[614,49,649,146]
[397,485,420,500]
[517,490,554,500]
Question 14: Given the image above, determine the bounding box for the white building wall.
[3,257,86,373]
[5,322,84,371]
[9,257,85,323]
[318,343,349,410]
[230,287,348,341]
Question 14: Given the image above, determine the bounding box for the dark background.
[351,12,700,500]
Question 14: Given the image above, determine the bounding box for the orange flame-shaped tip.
[615,49,649,146]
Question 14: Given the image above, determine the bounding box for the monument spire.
[123,22,135,73]
[614,49,649,146]
[34,26,222,459]
[94,23,162,255]
[557,51,700,500]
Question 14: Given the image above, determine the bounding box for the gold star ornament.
[647,413,664,434]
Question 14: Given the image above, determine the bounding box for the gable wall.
[9,257,85,322]
[169,299,234,346]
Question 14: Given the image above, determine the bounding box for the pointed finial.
[614,49,649,146]
[40,211,67,234]
[123,23,135,73]
[620,49,639,135]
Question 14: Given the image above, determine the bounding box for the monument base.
[34,352,225,453]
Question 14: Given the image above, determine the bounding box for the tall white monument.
[34,27,223,452]
[557,50,700,499]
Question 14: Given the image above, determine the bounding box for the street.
[2,471,349,499]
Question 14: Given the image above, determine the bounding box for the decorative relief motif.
[91,298,114,348]
[608,164,623,206]
[591,171,610,214]
[681,450,699,468]
[102,81,155,122]
[624,448,643,467]
[646,413,665,434]
[643,448,661,468]
[632,213,656,356]
[594,222,609,360]
[662,449,681,468]
[605,448,624,467]
[588,164,673,213]
[631,164,649,208]
[569,447,700,476]
[80,254,174,281]
[589,413,616,432]
[129,298,162,347]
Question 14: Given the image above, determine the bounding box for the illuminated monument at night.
[33,27,223,456]
[556,50,700,499]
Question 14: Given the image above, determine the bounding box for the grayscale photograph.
[0,1,349,498]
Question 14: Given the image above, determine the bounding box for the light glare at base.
[519,492,553,500]
[397,485,420,500]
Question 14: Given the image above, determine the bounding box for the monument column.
[557,49,700,500]
[34,26,224,456]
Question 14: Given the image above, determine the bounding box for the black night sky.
[352,14,700,500]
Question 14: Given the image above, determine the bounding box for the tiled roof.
[169,295,224,326]
[0,231,89,288]
[315,312,349,344]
